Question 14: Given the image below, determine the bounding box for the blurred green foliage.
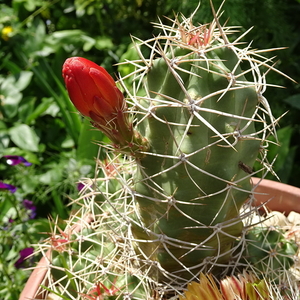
[0,0,300,297]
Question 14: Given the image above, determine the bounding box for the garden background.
[0,0,300,298]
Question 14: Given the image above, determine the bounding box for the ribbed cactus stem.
[121,9,279,282]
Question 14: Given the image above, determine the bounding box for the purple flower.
[22,199,37,219]
[3,155,32,166]
[22,199,35,210]
[77,182,85,191]
[14,247,34,269]
[0,182,17,193]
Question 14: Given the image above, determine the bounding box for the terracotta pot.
[19,180,300,299]
[19,214,94,300]
[19,249,51,300]
[251,177,300,214]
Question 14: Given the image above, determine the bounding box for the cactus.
[242,226,298,282]
[34,2,298,300]
[131,26,259,281]
[121,3,282,282]
[41,178,152,299]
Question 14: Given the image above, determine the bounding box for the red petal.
[89,67,121,109]
[62,57,93,116]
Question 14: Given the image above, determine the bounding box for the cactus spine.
[36,2,298,300]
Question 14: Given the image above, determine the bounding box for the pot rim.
[251,177,300,214]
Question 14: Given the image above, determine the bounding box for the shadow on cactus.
[35,1,298,299]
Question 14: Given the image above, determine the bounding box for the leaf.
[0,120,7,130]
[50,29,84,44]
[2,93,23,118]
[14,71,34,91]
[61,136,75,148]
[38,167,63,184]
[82,35,96,51]
[76,118,105,163]
[0,72,33,118]
[0,132,10,150]
[26,97,54,123]
[0,199,15,221]
[274,126,294,169]
[23,0,38,11]
[284,94,300,110]
[255,126,296,182]
[95,36,113,50]
[18,96,36,123]
[9,124,40,152]
[42,102,60,117]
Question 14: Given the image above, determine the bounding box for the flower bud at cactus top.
[63,57,124,120]
[63,57,149,156]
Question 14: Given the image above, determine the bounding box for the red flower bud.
[62,57,149,157]
[62,57,125,122]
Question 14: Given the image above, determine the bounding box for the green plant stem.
[18,0,60,29]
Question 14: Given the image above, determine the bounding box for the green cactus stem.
[243,226,298,282]
[119,3,284,282]
[43,191,151,299]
